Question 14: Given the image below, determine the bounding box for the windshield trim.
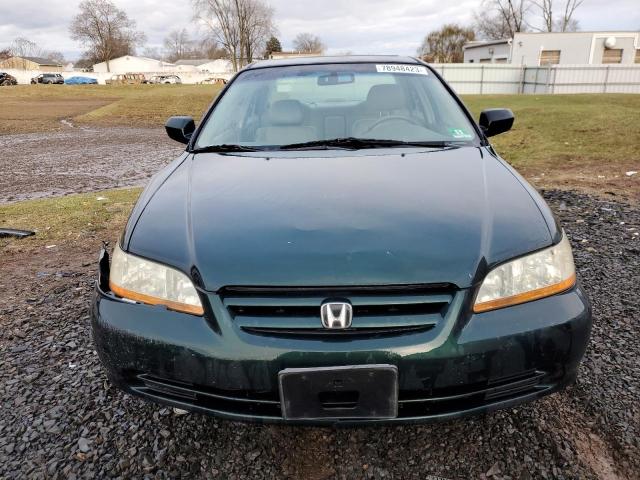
[187,60,488,153]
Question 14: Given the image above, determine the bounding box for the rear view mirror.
[165,116,195,144]
[318,72,355,86]
[479,109,514,137]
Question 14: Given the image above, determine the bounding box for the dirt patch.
[0,125,183,203]
[0,98,116,134]
[574,431,623,480]
[520,164,640,203]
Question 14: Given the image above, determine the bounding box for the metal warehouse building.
[0,56,63,71]
[463,39,512,64]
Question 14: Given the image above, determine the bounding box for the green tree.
[417,24,475,63]
[264,36,282,57]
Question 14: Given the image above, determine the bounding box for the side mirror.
[165,116,195,144]
[479,108,514,137]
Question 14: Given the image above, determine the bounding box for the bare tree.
[143,47,162,60]
[292,33,325,54]
[46,51,66,64]
[475,0,530,39]
[9,37,43,58]
[556,0,583,32]
[164,28,193,62]
[193,0,275,71]
[534,0,553,31]
[0,49,10,61]
[69,0,146,72]
[8,38,46,68]
[533,0,582,32]
[417,24,476,63]
[474,11,513,39]
[197,37,228,59]
[236,0,275,64]
[7,38,65,66]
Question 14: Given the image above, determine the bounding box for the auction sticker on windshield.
[376,64,428,75]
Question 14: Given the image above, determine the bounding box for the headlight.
[109,243,204,316]
[474,232,576,313]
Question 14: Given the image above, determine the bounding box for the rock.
[78,437,91,453]
[486,462,501,477]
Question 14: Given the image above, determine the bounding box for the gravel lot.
[0,189,638,479]
[0,125,181,203]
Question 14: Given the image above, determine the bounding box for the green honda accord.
[92,56,591,424]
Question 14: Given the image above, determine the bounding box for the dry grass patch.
[462,94,640,199]
[0,84,223,133]
[0,188,140,252]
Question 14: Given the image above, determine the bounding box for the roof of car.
[246,55,422,70]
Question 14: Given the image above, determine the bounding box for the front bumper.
[91,278,591,425]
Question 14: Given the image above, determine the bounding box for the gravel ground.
[0,125,181,204]
[0,190,638,480]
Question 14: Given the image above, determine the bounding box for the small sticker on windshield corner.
[376,64,428,75]
[448,128,474,139]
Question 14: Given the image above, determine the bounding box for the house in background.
[0,56,63,71]
[92,55,176,73]
[463,39,512,63]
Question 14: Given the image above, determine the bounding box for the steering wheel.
[360,115,424,136]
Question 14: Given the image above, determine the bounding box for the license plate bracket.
[278,364,398,420]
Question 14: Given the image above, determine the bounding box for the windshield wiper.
[191,138,464,153]
[190,144,263,153]
[276,137,460,151]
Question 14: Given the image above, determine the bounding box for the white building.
[93,55,176,73]
[464,32,640,66]
[463,39,512,63]
[511,31,640,65]
[197,59,233,74]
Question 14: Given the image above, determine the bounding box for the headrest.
[264,100,305,126]
[365,84,407,112]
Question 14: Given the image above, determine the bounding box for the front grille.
[397,370,548,417]
[128,370,549,421]
[132,374,282,418]
[220,284,455,338]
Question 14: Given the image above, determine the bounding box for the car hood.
[126,147,554,291]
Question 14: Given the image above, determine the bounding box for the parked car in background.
[144,75,182,84]
[105,73,146,85]
[30,73,64,85]
[200,77,227,85]
[93,56,592,425]
[65,76,98,85]
[0,72,18,86]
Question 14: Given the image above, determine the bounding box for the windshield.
[194,63,479,150]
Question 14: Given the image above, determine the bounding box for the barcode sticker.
[376,64,429,75]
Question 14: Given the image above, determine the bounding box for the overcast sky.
[0,0,638,61]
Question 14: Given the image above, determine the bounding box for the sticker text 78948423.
[376,64,429,75]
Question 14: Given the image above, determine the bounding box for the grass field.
[0,84,223,134]
[0,188,138,250]
[1,84,638,196]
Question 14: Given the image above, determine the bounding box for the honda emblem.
[320,302,353,329]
